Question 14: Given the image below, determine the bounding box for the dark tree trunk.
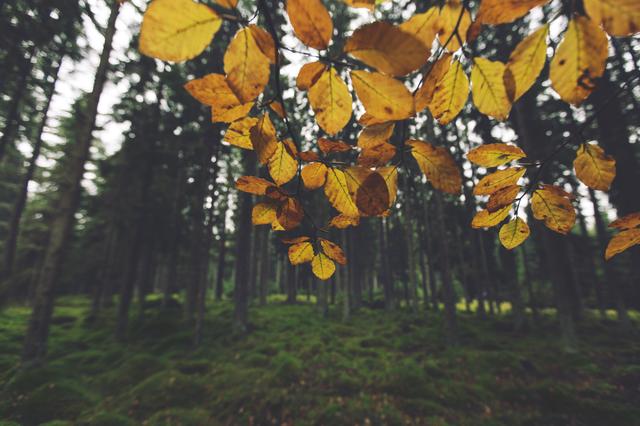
[21,1,120,364]
[435,193,457,345]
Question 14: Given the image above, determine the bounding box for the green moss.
[270,352,303,384]
[145,408,217,425]
[77,411,134,426]
[97,353,168,392]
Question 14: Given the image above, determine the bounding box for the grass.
[0,295,638,425]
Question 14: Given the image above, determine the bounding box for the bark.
[215,227,227,301]
[233,152,255,332]
[21,2,120,364]
[2,57,62,278]
[435,193,457,345]
[379,218,394,310]
[500,248,525,331]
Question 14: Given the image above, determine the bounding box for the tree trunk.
[21,1,120,364]
[435,193,457,345]
[215,228,227,301]
[2,57,62,278]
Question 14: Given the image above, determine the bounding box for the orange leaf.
[408,140,462,195]
[473,167,526,196]
[319,238,347,265]
[286,0,333,50]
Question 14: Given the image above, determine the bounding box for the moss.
[98,353,168,392]
[10,380,95,425]
[117,370,209,419]
[77,411,134,426]
[270,352,303,384]
[145,408,218,425]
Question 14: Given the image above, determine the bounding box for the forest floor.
[0,296,639,426]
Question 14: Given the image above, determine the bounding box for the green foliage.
[1,297,639,425]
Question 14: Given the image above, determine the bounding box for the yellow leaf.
[139,0,221,62]
[344,21,430,77]
[358,143,396,168]
[610,212,640,231]
[474,167,526,196]
[268,142,299,186]
[408,140,462,195]
[378,166,399,206]
[236,176,275,195]
[287,0,333,50]
[301,163,328,190]
[288,242,315,265]
[224,117,258,150]
[434,0,472,51]
[477,0,548,25]
[224,27,271,103]
[531,185,576,234]
[499,218,531,250]
[574,142,616,191]
[487,185,521,212]
[269,101,286,119]
[215,0,237,8]
[358,123,395,149]
[312,253,336,280]
[467,143,526,168]
[342,0,389,9]
[471,205,511,229]
[329,214,360,229]
[550,17,609,106]
[319,238,347,265]
[308,68,353,135]
[429,59,469,125]
[584,0,640,37]
[415,53,452,113]
[505,24,549,102]
[351,71,414,121]
[252,202,278,225]
[605,228,640,260]
[399,8,439,49]
[248,25,276,64]
[325,168,360,217]
[282,236,311,244]
[184,74,253,123]
[297,62,327,91]
[250,114,278,165]
[471,58,512,121]
[277,198,304,231]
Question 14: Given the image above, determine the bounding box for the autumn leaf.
[224,27,271,103]
[288,242,315,265]
[550,17,609,106]
[429,59,469,125]
[606,229,640,260]
[308,67,353,135]
[499,218,531,250]
[252,202,278,225]
[312,253,336,280]
[329,214,360,229]
[505,24,549,102]
[473,167,526,196]
[476,0,548,25]
[358,122,395,149]
[400,8,439,49]
[318,138,352,154]
[282,236,311,244]
[487,185,521,212]
[224,117,258,149]
[574,142,616,191]
[342,0,389,9]
[250,114,278,165]
[583,0,640,37]
[139,0,221,62]
[277,197,304,231]
[434,0,472,51]
[471,58,512,121]
[378,166,399,206]
[352,170,390,216]
[268,142,298,186]
[471,205,511,229]
[298,151,321,162]
[286,0,333,50]
[345,22,429,77]
[408,140,462,195]
[184,74,253,123]
[610,212,640,231]
[415,53,452,113]
[467,143,526,168]
[301,163,328,190]
[215,0,237,8]
[324,168,360,217]
[358,143,396,168]
[351,71,414,121]
[319,238,347,265]
[236,176,276,195]
[297,62,327,90]
[530,185,576,234]
[248,25,276,64]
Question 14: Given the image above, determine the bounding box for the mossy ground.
[0,296,638,425]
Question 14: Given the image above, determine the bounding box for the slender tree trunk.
[215,228,227,301]
[0,45,35,161]
[435,193,457,345]
[21,2,120,364]
[520,244,539,322]
[233,152,255,332]
[2,57,62,278]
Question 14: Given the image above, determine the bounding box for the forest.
[1,0,639,424]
